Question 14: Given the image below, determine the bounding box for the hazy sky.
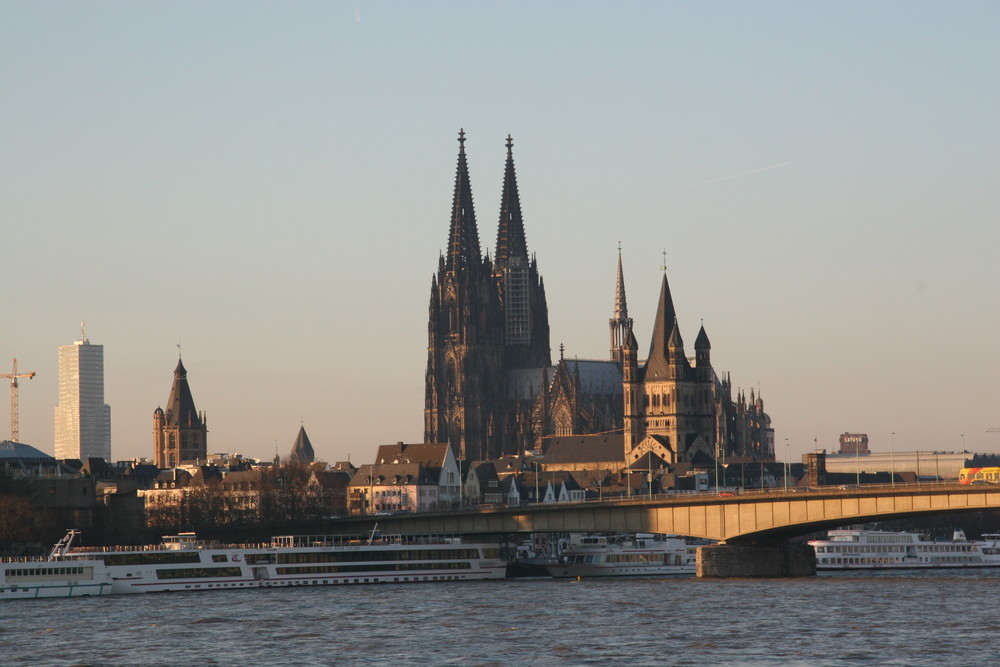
[4,2,999,465]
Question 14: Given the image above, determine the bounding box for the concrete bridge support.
[696,542,816,578]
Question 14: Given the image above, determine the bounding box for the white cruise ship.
[809,529,1000,570]
[1,529,505,600]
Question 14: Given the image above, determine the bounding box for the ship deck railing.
[60,533,471,554]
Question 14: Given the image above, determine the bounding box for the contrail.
[669,161,792,192]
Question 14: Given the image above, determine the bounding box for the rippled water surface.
[3,569,997,666]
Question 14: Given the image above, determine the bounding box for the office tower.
[54,326,111,461]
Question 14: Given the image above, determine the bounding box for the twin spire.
[446,130,529,272]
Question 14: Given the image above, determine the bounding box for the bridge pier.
[696,542,816,578]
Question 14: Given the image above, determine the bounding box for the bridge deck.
[340,483,1000,542]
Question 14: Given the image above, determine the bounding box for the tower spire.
[614,243,629,321]
[643,271,680,380]
[446,128,481,270]
[495,134,527,270]
[609,243,634,364]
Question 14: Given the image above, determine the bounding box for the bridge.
[334,483,1000,577]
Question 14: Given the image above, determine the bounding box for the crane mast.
[3,358,36,443]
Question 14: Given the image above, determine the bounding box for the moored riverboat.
[3,528,505,599]
[546,533,695,578]
[810,529,1000,570]
[1,530,112,600]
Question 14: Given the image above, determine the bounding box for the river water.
[2,569,996,666]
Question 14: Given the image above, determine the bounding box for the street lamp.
[855,440,860,486]
[784,438,789,492]
[890,432,896,488]
[715,442,720,492]
[648,449,653,500]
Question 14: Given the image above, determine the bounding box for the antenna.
[80,321,87,343]
[660,249,668,273]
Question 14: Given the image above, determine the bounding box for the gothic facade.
[424,131,773,466]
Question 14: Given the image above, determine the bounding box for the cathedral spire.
[495,134,527,270]
[446,128,481,270]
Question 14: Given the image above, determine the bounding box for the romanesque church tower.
[623,272,717,464]
[153,358,208,468]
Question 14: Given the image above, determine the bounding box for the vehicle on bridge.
[959,467,1000,485]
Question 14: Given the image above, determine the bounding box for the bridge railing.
[350,479,978,518]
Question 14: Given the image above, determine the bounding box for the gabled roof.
[568,469,613,490]
[81,457,115,477]
[309,470,350,489]
[374,442,451,468]
[507,360,622,400]
[465,460,500,485]
[350,462,438,486]
[490,455,532,477]
[542,434,624,464]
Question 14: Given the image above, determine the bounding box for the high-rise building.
[54,327,111,461]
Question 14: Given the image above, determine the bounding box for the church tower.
[425,130,506,460]
[624,272,716,463]
[153,358,208,468]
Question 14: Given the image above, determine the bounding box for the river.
[2,569,996,666]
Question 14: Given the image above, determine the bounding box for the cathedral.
[424,130,774,467]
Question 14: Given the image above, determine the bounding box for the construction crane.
[2,358,35,443]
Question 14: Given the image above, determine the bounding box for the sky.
[3,2,999,465]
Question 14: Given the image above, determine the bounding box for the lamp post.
[890,432,896,488]
[855,441,860,486]
[534,460,539,505]
[648,449,653,500]
[715,442,720,493]
[784,438,789,492]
